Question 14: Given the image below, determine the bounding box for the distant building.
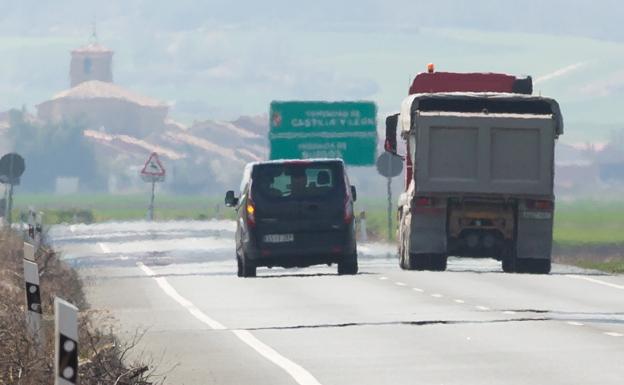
[37,38,168,136]
[70,42,113,87]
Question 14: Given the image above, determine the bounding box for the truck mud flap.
[516,215,553,260]
[408,210,447,254]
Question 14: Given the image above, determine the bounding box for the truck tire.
[407,253,430,270]
[399,252,407,269]
[501,242,517,273]
[241,253,256,278]
[399,244,410,270]
[338,253,358,275]
[502,258,516,273]
[518,258,551,274]
[430,255,447,271]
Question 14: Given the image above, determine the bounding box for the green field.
[553,200,624,246]
[12,194,236,223]
[12,195,624,246]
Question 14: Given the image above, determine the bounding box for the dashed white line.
[137,262,323,385]
[604,332,623,337]
[566,275,624,290]
[395,282,407,286]
[454,299,465,304]
[431,293,443,298]
[476,306,490,311]
[379,276,388,281]
[566,321,584,326]
[412,288,424,293]
[503,310,516,315]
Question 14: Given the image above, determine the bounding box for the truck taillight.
[414,197,434,207]
[246,200,256,227]
[526,200,553,211]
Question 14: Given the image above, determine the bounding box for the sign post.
[376,152,403,241]
[269,101,377,165]
[0,153,26,225]
[140,152,166,221]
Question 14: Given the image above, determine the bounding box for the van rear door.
[251,161,347,249]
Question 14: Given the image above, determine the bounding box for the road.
[49,220,624,385]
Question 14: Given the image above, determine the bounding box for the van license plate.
[263,234,294,243]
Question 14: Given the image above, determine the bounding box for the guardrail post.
[23,259,43,345]
[23,241,36,261]
[55,297,79,385]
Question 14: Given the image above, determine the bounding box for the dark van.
[225,159,358,277]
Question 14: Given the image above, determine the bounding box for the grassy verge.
[0,229,165,384]
[570,259,624,274]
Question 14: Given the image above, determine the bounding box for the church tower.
[69,26,113,87]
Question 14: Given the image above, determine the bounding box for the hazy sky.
[1,1,624,141]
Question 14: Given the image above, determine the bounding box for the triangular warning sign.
[141,152,166,177]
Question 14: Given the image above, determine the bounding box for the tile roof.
[50,80,167,108]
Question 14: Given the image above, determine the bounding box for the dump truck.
[385,67,563,274]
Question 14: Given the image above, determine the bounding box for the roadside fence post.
[23,258,43,345]
[55,297,79,385]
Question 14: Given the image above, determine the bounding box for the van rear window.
[252,163,341,200]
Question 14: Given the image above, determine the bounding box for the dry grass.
[0,229,169,385]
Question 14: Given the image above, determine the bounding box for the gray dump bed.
[401,93,562,197]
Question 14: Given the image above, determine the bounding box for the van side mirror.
[350,185,357,202]
[225,190,239,207]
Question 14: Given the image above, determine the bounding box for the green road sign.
[269,101,377,166]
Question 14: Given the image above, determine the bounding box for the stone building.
[70,42,113,87]
[37,39,169,136]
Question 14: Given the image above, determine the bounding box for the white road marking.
[412,288,424,293]
[476,306,490,311]
[379,276,388,281]
[604,332,623,337]
[454,299,465,304]
[431,293,443,298]
[395,282,406,286]
[566,275,624,290]
[566,321,584,326]
[503,310,516,315]
[137,262,323,385]
[98,242,111,253]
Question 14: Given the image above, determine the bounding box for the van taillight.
[246,200,256,227]
[414,197,434,207]
[343,194,353,224]
[526,200,553,211]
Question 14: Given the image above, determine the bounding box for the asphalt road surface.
[50,220,624,385]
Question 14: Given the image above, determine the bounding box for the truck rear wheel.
[407,253,430,271]
[501,242,517,273]
[399,249,409,270]
[517,258,551,274]
[430,255,447,271]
